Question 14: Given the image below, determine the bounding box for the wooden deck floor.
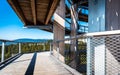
[0,52,75,75]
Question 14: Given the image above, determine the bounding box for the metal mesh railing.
[0,40,50,63]
[0,42,19,61]
[105,35,120,75]
[88,36,106,75]
[88,34,120,75]
[52,30,120,75]
[54,37,87,74]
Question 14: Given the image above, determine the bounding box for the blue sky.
[0,0,53,40]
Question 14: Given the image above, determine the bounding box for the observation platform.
[0,52,80,75]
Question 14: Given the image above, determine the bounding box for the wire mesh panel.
[64,38,87,74]
[64,40,71,65]
[88,35,120,75]
[105,35,120,75]
[77,38,87,74]
[54,31,120,75]
[88,37,106,75]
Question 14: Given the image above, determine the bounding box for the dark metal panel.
[106,0,120,30]
[88,0,105,32]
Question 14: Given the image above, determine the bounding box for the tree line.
[0,41,51,61]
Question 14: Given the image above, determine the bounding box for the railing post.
[50,43,52,55]
[57,42,59,59]
[1,42,5,62]
[43,43,45,51]
[87,38,91,75]
[19,43,21,53]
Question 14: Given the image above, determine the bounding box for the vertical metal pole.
[50,43,52,55]
[1,42,5,62]
[43,43,45,51]
[19,43,21,53]
[87,38,91,75]
[57,42,59,59]
[44,43,46,51]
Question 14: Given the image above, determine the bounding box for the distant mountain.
[0,38,52,46]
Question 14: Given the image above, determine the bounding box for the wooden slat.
[36,0,49,3]
[37,3,48,5]
[31,0,37,25]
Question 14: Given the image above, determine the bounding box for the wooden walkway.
[0,52,79,75]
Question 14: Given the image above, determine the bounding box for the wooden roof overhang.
[8,0,60,26]
[8,0,88,35]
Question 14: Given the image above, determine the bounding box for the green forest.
[0,42,51,61]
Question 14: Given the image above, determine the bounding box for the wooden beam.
[7,0,27,25]
[31,0,37,25]
[44,0,52,25]
[45,0,60,25]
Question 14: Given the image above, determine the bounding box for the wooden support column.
[69,5,78,69]
[53,0,65,63]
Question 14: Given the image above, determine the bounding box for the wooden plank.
[37,6,48,8]
[18,0,30,3]
[19,3,30,7]
[31,0,37,25]
[36,0,49,3]
[37,3,49,6]
[37,9,47,12]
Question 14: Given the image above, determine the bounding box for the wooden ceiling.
[7,0,88,35]
[8,0,60,26]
